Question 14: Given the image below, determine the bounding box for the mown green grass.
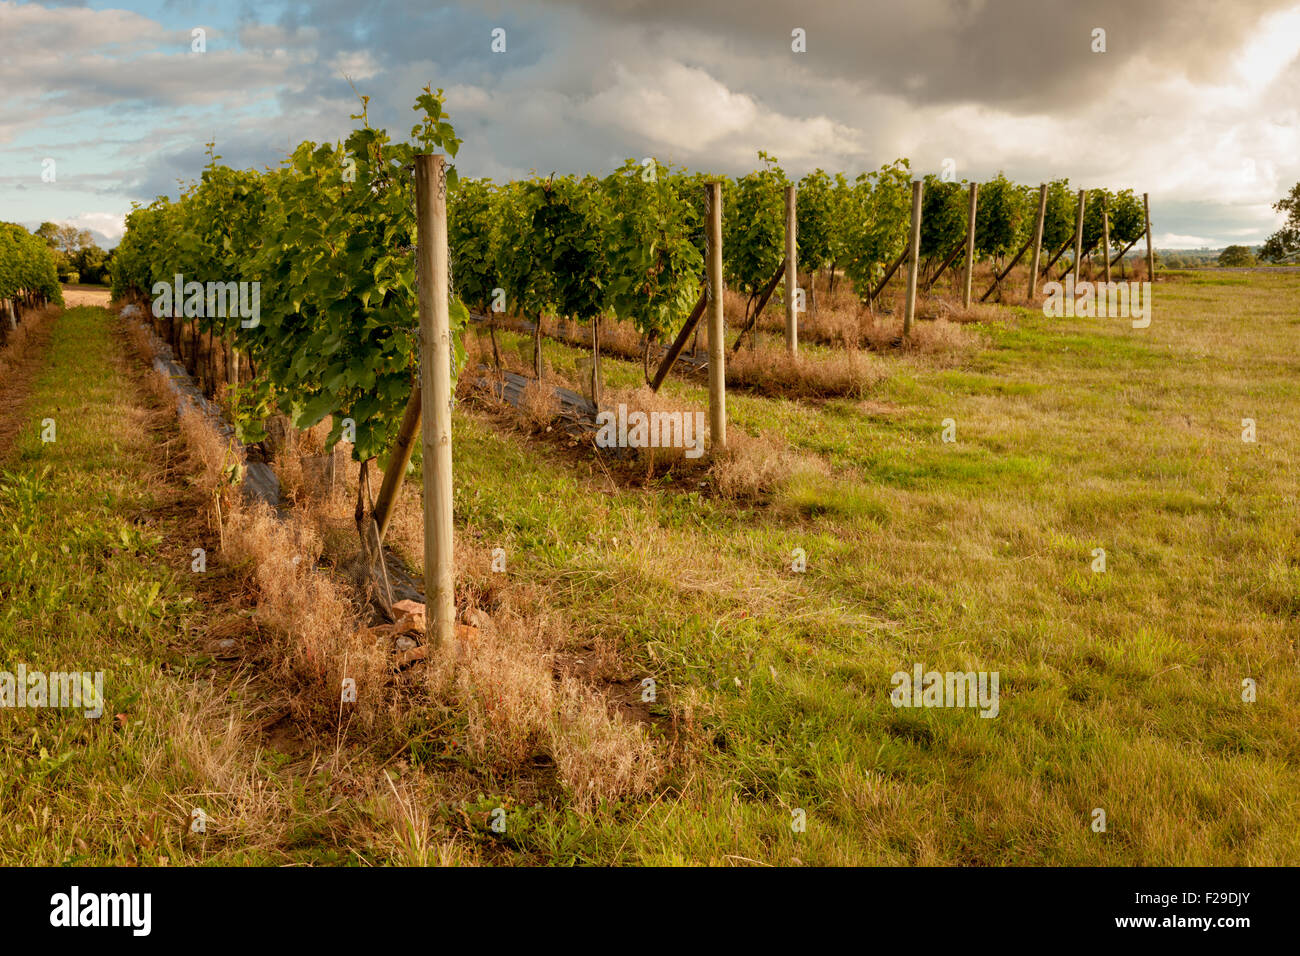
[0,308,363,866]
[448,272,1300,864]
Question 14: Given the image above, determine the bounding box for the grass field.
[2,272,1297,865]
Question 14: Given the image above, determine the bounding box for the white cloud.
[582,61,760,151]
[1157,233,1217,247]
[56,212,126,243]
[330,50,381,82]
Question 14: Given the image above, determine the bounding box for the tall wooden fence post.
[784,184,798,355]
[1144,193,1156,282]
[705,181,726,453]
[903,179,923,336]
[963,182,978,309]
[1028,183,1047,299]
[1102,193,1112,285]
[1072,189,1086,282]
[415,154,455,650]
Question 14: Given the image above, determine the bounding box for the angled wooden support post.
[868,248,908,307]
[373,383,422,544]
[923,231,968,294]
[980,234,1034,303]
[651,287,707,392]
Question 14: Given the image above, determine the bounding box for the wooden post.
[415,154,455,650]
[590,315,602,405]
[1028,183,1047,299]
[1072,189,1086,285]
[373,383,422,544]
[1144,193,1155,282]
[962,183,978,309]
[705,181,726,453]
[903,179,922,336]
[1102,193,1111,285]
[784,184,798,355]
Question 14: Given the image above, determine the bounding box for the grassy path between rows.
[0,307,379,865]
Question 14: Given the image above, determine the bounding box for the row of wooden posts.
[895,181,1156,337]
[3,290,51,333]
[409,156,1155,647]
[661,179,1157,367]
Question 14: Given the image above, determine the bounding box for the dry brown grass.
[427,562,660,811]
[548,314,646,364]
[459,325,491,379]
[598,384,710,475]
[860,314,982,358]
[263,415,337,508]
[223,502,389,730]
[518,378,561,429]
[916,299,1004,325]
[734,268,990,363]
[799,303,862,348]
[200,386,668,811]
[0,305,58,379]
[728,339,892,397]
[176,404,240,495]
[124,317,383,732]
[123,315,675,815]
[708,427,808,500]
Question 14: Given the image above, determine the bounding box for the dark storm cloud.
[522,0,1296,111]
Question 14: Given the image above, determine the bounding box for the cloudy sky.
[3,0,1299,249]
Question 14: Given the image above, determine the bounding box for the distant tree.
[1217,245,1255,268]
[35,224,93,259]
[70,244,110,284]
[1260,183,1300,263]
[34,222,62,248]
